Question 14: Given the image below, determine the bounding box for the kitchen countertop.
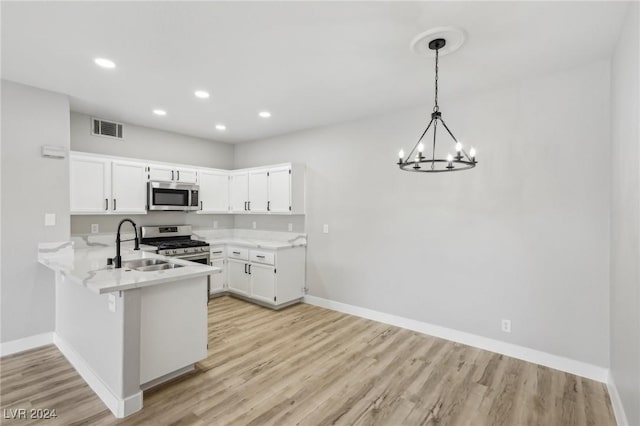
[191,230,307,250]
[38,241,220,295]
[200,237,306,250]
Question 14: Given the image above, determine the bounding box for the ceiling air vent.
[91,117,124,140]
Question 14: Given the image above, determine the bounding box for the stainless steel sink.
[121,258,184,272]
[134,263,184,272]
[122,258,168,269]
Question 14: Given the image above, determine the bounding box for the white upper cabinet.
[230,172,249,213]
[147,165,174,182]
[175,168,198,184]
[111,160,147,214]
[70,154,111,214]
[70,153,147,215]
[248,170,269,213]
[148,164,198,184]
[268,166,291,213]
[227,164,305,215]
[198,170,229,213]
[70,151,305,216]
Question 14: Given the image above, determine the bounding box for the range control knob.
[183,248,188,253]
[172,250,177,254]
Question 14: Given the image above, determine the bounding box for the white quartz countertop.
[201,237,306,250]
[38,242,220,295]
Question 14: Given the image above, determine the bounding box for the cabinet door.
[229,172,249,213]
[227,259,250,296]
[70,155,111,214]
[248,170,269,213]
[175,168,198,184]
[199,170,229,213]
[268,167,291,213]
[111,160,147,214]
[209,259,226,294]
[250,263,276,304]
[148,165,175,182]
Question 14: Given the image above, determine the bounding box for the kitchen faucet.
[114,218,140,268]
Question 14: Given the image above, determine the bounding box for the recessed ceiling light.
[215,124,226,131]
[258,111,271,118]
[94,57,116,69]
[153,109,167,116]
[194,90,210,99]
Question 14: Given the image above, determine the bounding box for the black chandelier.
[397,38,477,172]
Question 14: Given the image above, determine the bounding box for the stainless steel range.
[140,225,210,264]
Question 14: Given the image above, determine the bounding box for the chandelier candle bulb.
[398,149,405,164]
[446,153,454,169]
[470,147,477,162]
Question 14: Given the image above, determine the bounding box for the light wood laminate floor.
[1,296,615,425]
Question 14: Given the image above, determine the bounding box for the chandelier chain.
[433,48,439,112]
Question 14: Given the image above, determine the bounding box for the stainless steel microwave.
[148,181,199,211]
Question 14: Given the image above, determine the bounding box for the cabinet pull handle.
[212,251,223,254]
[105,198,108,210]
[233,251,241,255]
[248,201,251,211]
[200,201,203,210]
[256,255,265,258]
[244,263,247,274]
[244,201,247,211]
[172,170,175,180]
[113,199,116,210]
[248,264,252,274]
[177,170,180,181]
[267,201,270,211]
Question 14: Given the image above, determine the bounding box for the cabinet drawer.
[227,246,249,260]
[209,245,225,259]
[250,249,275,265]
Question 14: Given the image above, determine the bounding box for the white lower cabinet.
[250,263,276,304]
[209,258,226,295]
[227,258,251,296]
[225,246,305,307]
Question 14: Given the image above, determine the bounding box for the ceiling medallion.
[398,33,477,173]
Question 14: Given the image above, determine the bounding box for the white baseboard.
[607,371,629,426]
[304,295,608,383]
[0,332,53,357]
[53,333,143,418]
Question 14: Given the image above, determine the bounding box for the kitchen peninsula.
[38,240,220,418]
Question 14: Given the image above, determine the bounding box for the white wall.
[69,112,235,235]
[610,3,640,425]
[235,60,611,367]
[1,80,70,343]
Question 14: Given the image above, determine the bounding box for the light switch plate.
[252,221,257,229]
[213,220,218,229]
[288,223,293,232]
[91,224,99,234]
[323,224,329,234]
[44,213,56,227]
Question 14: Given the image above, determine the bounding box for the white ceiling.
[1,1,628,143]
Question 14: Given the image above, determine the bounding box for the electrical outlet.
[323,224,329,234]
[213,220,218,229]
[44,213,56,226]
[108,294,117,313]
[501,319,512,333]
[91,224,99,234]
[288,223,293,232]
[252,221,257,229]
